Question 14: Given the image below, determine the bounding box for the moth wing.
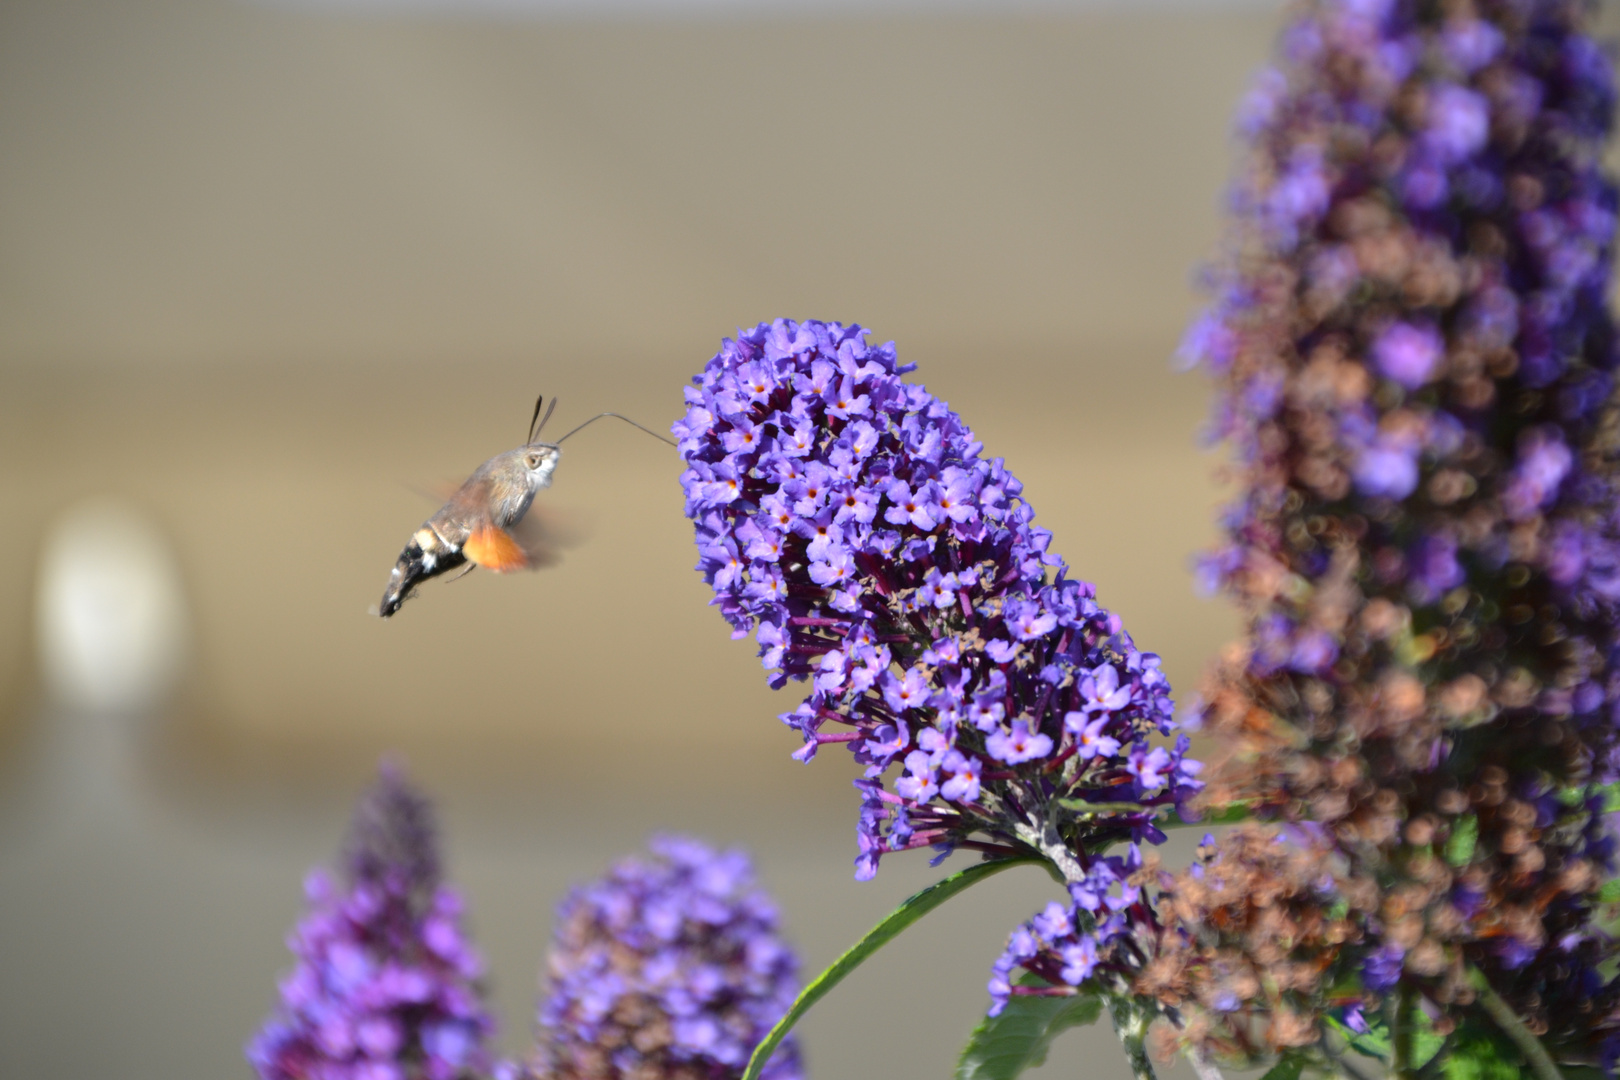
[409,479,465,504]
[463,523,530,573]
[507,504,589,569]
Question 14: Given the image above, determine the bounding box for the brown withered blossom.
[1177,0,1620,1069]
[1136,828,1370,1063]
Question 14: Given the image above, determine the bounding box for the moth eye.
[527,455,543,469]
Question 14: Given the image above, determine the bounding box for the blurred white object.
[36,500,190,714]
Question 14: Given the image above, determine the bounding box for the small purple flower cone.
[676,319,1201,1013]
[527,836,803,1080]
[247,764,495,1080]
[1181,0,1620,1061]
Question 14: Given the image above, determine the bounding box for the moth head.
[522,444,561,480]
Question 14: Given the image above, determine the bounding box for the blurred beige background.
[0,1,1289,1077]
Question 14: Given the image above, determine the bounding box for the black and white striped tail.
[377,527,466,618]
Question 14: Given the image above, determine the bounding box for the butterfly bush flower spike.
[525,835,803,1080]
[676,318,1200,1014]
[247,764,495,1080]
[1174,0,1620,1065]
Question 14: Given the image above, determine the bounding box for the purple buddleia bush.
[1171,0,1620,1065]
[513,835,802,1080]
[248,765,495,1080]
[675,318,1201,1015]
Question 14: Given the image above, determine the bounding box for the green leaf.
[741,857,1042,1080]
[1445,815,1480,867]
[1325,1010,1442,1068]
[1200,801,1257,825]
[1155,801,1255,829]
[1258,1052,1306,1080]
[1557,781,1620,812]
[1054,800,1160,816]
[1598,878,1620,904]
[1414,1027,1448,1070]
[1440,1020,1526,1080]
[1325,1014,1390,1063]
[953,978,1103,1080]
[1051,798,1253,831]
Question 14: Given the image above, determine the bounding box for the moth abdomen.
[378,528,468,619]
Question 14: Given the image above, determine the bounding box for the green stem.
[1105,995,1158,1080]
[1467,966,1565,1080]
[740,856,1041,1080]
[1020,812,1160,1080]
[1390,982,1415,1080]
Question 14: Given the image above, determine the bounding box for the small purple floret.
[1371,321,1444,389]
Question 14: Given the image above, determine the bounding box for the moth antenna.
[534,396,559,442]
[554,412,677,448]
[527,394,546,445]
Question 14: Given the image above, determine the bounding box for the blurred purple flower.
[528,836,802,1080]
[247,764,494,1080]
[1181,0,1620,1060]
[1371,321,1444,389]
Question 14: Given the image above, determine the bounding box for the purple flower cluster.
[530,836,802,1080]
[1181,0,1620,1059]
[248,766,495,1080]
[676,318,1201,1014]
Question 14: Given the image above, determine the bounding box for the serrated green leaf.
[1445,814,1479,867]
[953,980,1103,1080]
[1258,1052,1306,1080]
[741,857,1042,1080]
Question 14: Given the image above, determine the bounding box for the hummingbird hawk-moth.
[376,396,671,618]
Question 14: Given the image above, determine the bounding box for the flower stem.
[1390,982,1415,1080]
[1105,995,1158,1080]
[1186,1047,1225,1080]
[1466,966,1565,1080]
[1026,821,1160,1079]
